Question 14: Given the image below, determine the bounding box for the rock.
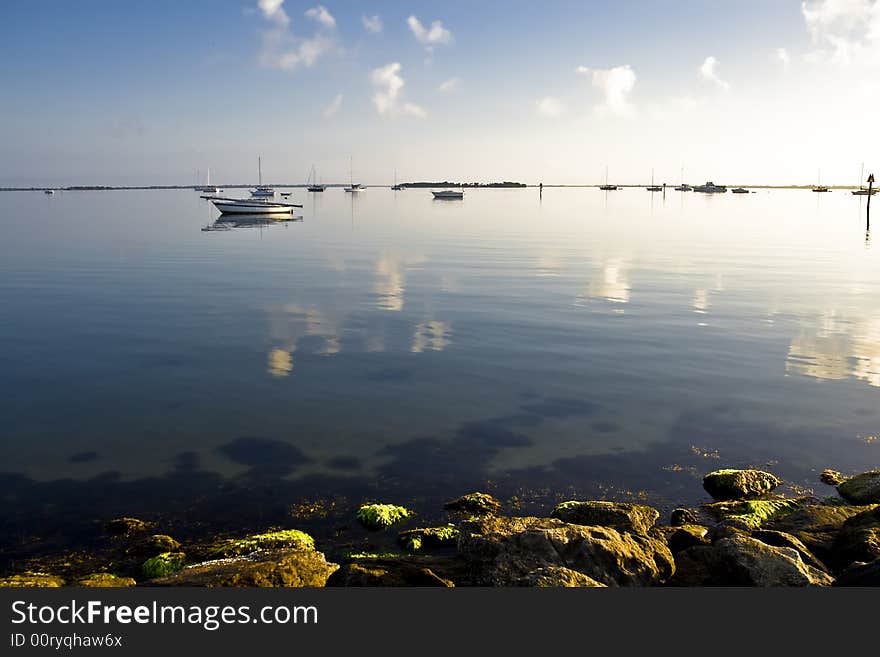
[150,549,338,587]
[327,560,454,587]
[126,534,181,558]
[550,501,659,535]
[702,469,781,500]
[105,517,153,536]
[77,573,137,588]
[833,558,880,586]
[444,492,502,516]
[653,524,710,553]
[820,469,847,486]
[837,471,880,504]
[0,572,65,587]
[701,498,807,529]
[833,505,880,566]
[206,529,314,558]
[670,535,833,586]
[142,552,186,579]
[457,516,674,587]
[514,566,606,587]
[356,504,412,531]
[670,508,699,527]
[766,504,873,563]
[751,530,828,572]
[398,525,459,551]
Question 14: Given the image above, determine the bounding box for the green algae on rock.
[0,572,65,588]
[702,499,803,529]
[142,552,186,579]
[837,471,880,505]
[77,573,137,588]
[443,492,501,516]
[551,500,659,535]
[208,529,315,558]
[398,525,460,551]
[703,469,781,500]
[356,504,412,531]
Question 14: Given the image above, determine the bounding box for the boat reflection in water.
[201,214,303,231]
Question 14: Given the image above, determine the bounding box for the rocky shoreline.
[2,468,879,587]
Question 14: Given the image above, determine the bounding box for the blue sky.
[0,1,877,185]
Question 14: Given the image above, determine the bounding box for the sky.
[0,0,878,186]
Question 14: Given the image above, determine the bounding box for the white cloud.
[801,0,880,65]
[407,15,452,51]
[370,62,427,118]
[258,0,289,27]
[700,56,730,90]
[437,77,461,93]
[576,64,637,116]
[776,47,791,69]
[536,96,565,118]
[323,94,342,118]
[305,5,335,29]
[362,14,383,34]
[256,1,339,72]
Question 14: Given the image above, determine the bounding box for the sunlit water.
[1,187,878,550]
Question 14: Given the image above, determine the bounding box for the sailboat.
[811,169,830,192]
[599,165,618,191]
[251,157,276,197]
[646,169,662,192]
[344,156,365,192]
[199,168,220,194]
[391,170,404,191]
[307,165,326,192]
[674,167,692,191]
[852,163,876,195]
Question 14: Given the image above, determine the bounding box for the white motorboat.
[344,156,365,192]
[693,181,727,193]
[432,189,464,199]
[207,195,301,215]
[44,189,55,194]
[251,157,275,197]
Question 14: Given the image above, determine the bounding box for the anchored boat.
[432,189,464,199]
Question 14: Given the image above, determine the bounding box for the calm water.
[1,187,878,551]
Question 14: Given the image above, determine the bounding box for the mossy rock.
[398,525,460,551]
[127,534,181,558]
[356,504,412,531]
[105,517,153,536]
[703,469,781,500]
[551,500,659,535]
[0,572,65,588]
[837,471,880,505]
[208,529,314,558]
[444,492,502,516]
[702,498,802,529]
[142,552,186,579]
[77,573,137,588]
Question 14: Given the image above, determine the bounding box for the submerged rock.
[671,534,833,586]
[837,471,880,505]
[457,516,674,587]
[0,572,65,587]
[77,573,137,588]
[444,492,502,516]
[150,549,337,587]
[398,525,459,551]
[142,552,186,579]
[550,501,659,535]
[207,529,314,558]
[702,469,781,500]
[356,504,412,531]
[105,517,153,536]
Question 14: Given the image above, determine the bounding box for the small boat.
[731,187,749,193]
[674,167,691,191]
[851,163,875,195]
[391,170,404,190]
[599,165,618,190]
[251,157,275,197]
[811,169,830,192]
[44,189,55,195]
[646,169,662,192]
[432,189,464,199]
[280,192,291,197]
[207,196,301,215]
[306,164,326,192]
[693,181,727,193]
[344,156,365,192]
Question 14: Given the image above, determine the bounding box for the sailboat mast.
[258,157,262,186]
